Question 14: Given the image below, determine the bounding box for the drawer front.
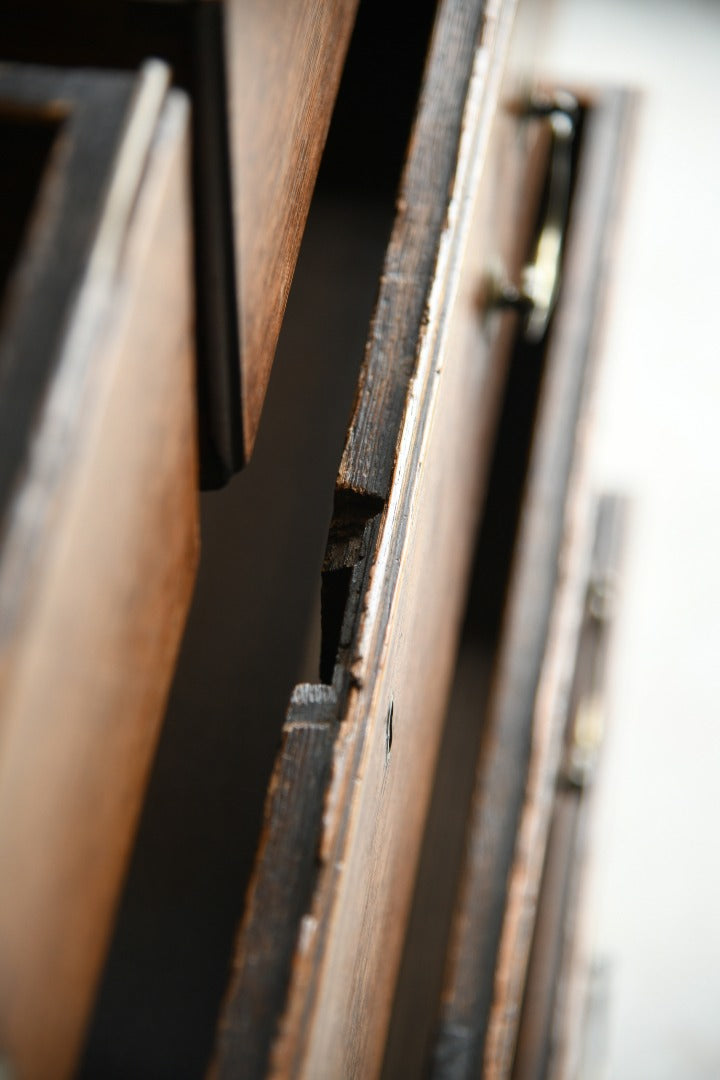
[225,0,360,462]
[213,0,548,1076]
[430,91,634,1080]
[0,65,197,1080]
[512,494,628,1080]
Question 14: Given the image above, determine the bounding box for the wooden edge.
[429,89,636,1080]
[0,63,144,545]
[337,0,508,501]
[0,75,197,1079]
[211,686,338,1080]
[231,0,362,466]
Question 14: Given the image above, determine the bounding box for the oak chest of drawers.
[0,2,631,1076]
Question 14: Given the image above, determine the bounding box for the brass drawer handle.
[488,91,578,343]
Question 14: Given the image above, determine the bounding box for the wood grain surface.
[225,0,360,462]
[0,0,360,475]
[430,91,634,1080]
[211,0,545,1075]
[0,66,197,1080]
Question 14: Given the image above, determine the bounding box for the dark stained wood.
[0,0,360,478]
[430,91,635,1080]
[0,64,197,1080]
[336,0,491,502]
[211,687,338,1080]
[212,0,547,1075]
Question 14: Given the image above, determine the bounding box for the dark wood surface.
[225,0,360,463]
[211,0,547,1074]
[0,64,197,1080]
[430,91,634,1080]
[0,0,360,477]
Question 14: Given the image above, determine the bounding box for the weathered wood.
[212,0,548,1074]
[430,91,635,1080]
[0,64,197,1080]
[0,0,360,477]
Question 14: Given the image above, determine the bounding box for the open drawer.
[0,0,360,479]
[0,64,197,1080]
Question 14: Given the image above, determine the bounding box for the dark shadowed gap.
[0,112,61,326]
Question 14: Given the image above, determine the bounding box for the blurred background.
[539,2,720,1076]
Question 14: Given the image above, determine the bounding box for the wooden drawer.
[0,0,360,480]
[0,63,197,1080]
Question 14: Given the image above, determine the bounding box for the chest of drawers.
[0,2,631,1076]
